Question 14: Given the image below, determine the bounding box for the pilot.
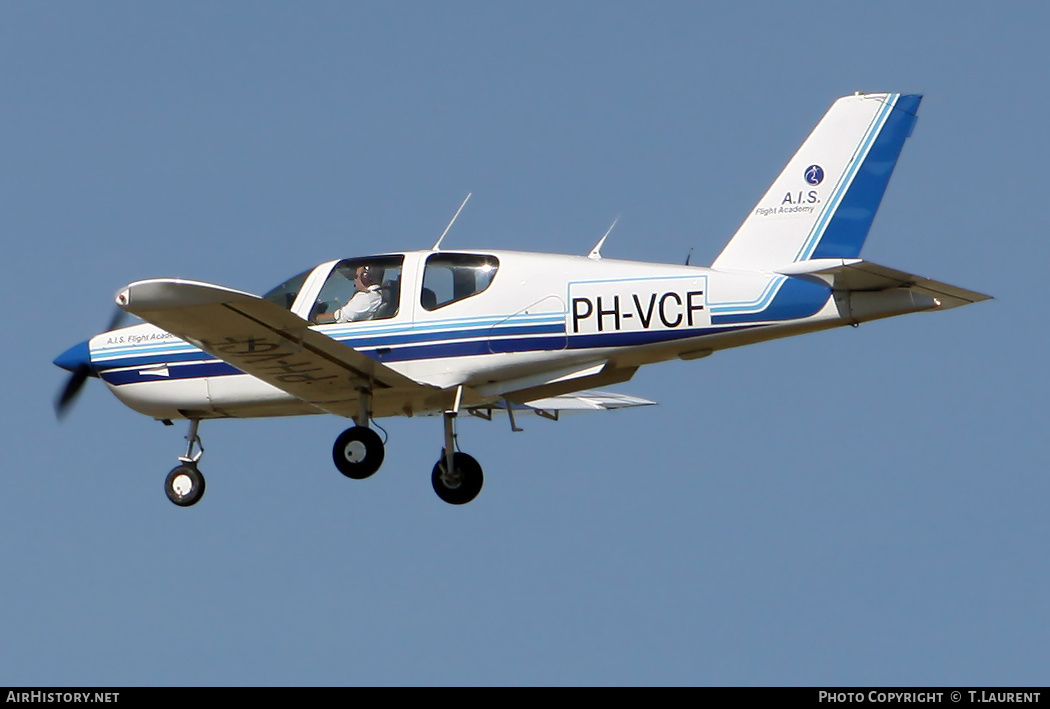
[323,265,383,323]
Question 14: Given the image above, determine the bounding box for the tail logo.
[804,164,824,186]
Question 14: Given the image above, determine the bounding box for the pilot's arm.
[332,286,383,322]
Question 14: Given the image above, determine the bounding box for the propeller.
[54,307,129,419]
[55,363,92,418]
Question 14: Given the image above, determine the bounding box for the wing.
[117,278,431,417]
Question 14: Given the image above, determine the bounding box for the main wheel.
[165,463,206,507]
[333,426,385,479]
[431,452,483,505]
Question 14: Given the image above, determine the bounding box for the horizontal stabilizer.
[520,391,656,412]
[776,259,991,310]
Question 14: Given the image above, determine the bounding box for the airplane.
[53,91,990,508]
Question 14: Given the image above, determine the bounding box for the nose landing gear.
[164,419,206,507]
[165,462,205,507]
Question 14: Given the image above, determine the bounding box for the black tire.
[165,463,206,507]
[333,426,385,480]
[431,452,484,505]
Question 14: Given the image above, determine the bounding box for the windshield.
[262,268,311,310]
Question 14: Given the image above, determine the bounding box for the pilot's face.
[354,267,369,292]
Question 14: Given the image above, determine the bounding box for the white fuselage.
[85,249,933,421]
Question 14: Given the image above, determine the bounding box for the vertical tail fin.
[711,92,922,272]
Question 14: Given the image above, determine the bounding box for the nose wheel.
[164,419,206,507]
[165,463,205,507]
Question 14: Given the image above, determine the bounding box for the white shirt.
[333,285,383,322]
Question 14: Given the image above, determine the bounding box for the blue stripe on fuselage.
[95,277,832,386]
[711,277,830,325]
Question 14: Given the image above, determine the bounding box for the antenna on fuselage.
[684,248,694,266]
[588,216,619,260]
[431,193,472,251]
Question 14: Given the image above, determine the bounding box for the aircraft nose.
[53,340,93,374]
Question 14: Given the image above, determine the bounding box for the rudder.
[711,93,921,272]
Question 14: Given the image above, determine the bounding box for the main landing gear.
[332,385,386,480]
[430,407,483,505]
[431,450,483,505]
[332,426,385,479]
[332,386,484,505]
[164,419,206,507]
[161,389,487,508]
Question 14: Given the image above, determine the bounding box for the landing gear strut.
[330,385,485,504]
[431,400,484,505]
[165,419,206,507]
[332,385,385,480]
[432,450,483,505]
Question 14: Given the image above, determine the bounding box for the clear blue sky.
[3,2,1046,686]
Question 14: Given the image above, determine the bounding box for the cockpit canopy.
[262,251,500,323]
[312,256,403,323]
[262,268,311,310]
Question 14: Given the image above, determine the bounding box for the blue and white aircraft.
[54,92,989,507]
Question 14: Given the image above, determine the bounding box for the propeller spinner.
[53,308,128,418]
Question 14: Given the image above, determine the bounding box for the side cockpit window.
[421,253,499,311]
[312,256,403,324]
[262,268,311,310]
